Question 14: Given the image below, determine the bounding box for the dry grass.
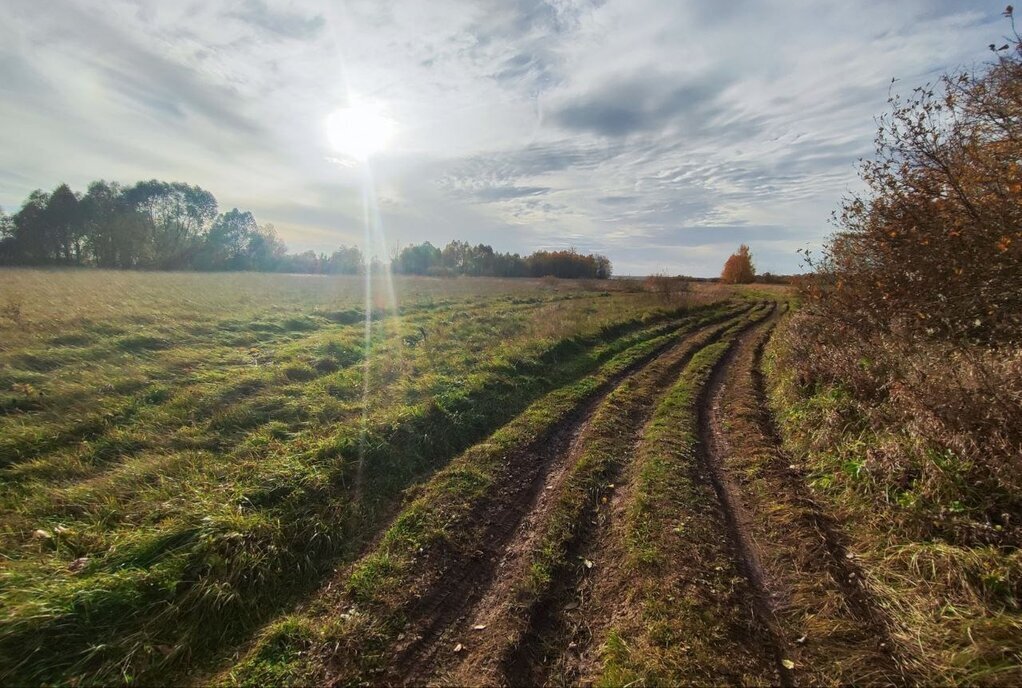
[715,312,903,685]
[765,313,1022,685]
[0,270,650,349]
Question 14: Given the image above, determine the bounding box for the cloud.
[470,186,552,201]
[552,72,738,138]
[0,0,1012,274]
[7,0,266,135]
[226,0,325,40]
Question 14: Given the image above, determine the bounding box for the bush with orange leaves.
[769,17,1022,683]
[785,17,1022,528]
[804,25,1022,345]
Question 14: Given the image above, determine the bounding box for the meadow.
[3,5,1019,687]
[3,268,1014,687]
[0,269,743,684]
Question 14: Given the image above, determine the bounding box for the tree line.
[0,180,612,278]
[392,240,612,278]
[0,180,365,273]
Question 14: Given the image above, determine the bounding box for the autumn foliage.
[804,25,1022,345]
[720,244,755,284]
[783,15,1022,544]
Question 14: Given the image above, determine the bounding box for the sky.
[0,0,1012,275]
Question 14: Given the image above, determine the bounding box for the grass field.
[0,269,754,684]
[6,269,1005,688]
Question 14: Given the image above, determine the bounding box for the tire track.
[698,305,796,686]
[534,304,783,687]
[748,319,900,641]
[438,308,773,687]
[702,303,906,685]
[386,308,758,686]
[493,305,775,687]
[725,307,907,685]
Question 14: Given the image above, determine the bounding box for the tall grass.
[765,317,1022,685]
[0,269,734,684]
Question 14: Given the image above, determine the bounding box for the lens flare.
[324,103,396,160]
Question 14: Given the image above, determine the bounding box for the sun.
[324,102,396,160]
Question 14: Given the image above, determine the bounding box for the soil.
[335,301,906,687]
[383,310,754,686]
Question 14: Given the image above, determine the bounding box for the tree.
[0,208,14,264]
[11,190,52,264]
[125,181,217,268]
[44,184,83,263]
[526,248,611,278]
[395,242,442,274]
[493,251,528,277]
[721,244,755,284]
[466,243,495,276]
[81,181,143,268]
[441,240,470,272]
[0,177,617,279]
[248,224,288,271]
[199,209,258,270]
[280,250,322,274]
[325,245,364,274]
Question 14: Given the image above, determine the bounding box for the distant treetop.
[720,244,756,284]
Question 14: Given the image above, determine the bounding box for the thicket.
[791,12,1022,545]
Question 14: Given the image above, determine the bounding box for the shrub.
[643,274,690,302]
[804,24,1022,346]
[786,13,1022,538]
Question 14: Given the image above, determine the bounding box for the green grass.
[0,269,739,685]
[764,316,1022,685]
[511,305,771,623]
[220,302,754,686]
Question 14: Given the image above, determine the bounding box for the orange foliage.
[803,34,1022,345]
[720,244,756,284]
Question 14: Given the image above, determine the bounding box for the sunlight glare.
[324,103,396,160]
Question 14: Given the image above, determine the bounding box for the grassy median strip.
[598,324,778,687]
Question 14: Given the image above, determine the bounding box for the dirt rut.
[699,306,796,686]
[485,305,773,686]
[704,306,907,685]
[438,310,771,686]
[384,309,755,685]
